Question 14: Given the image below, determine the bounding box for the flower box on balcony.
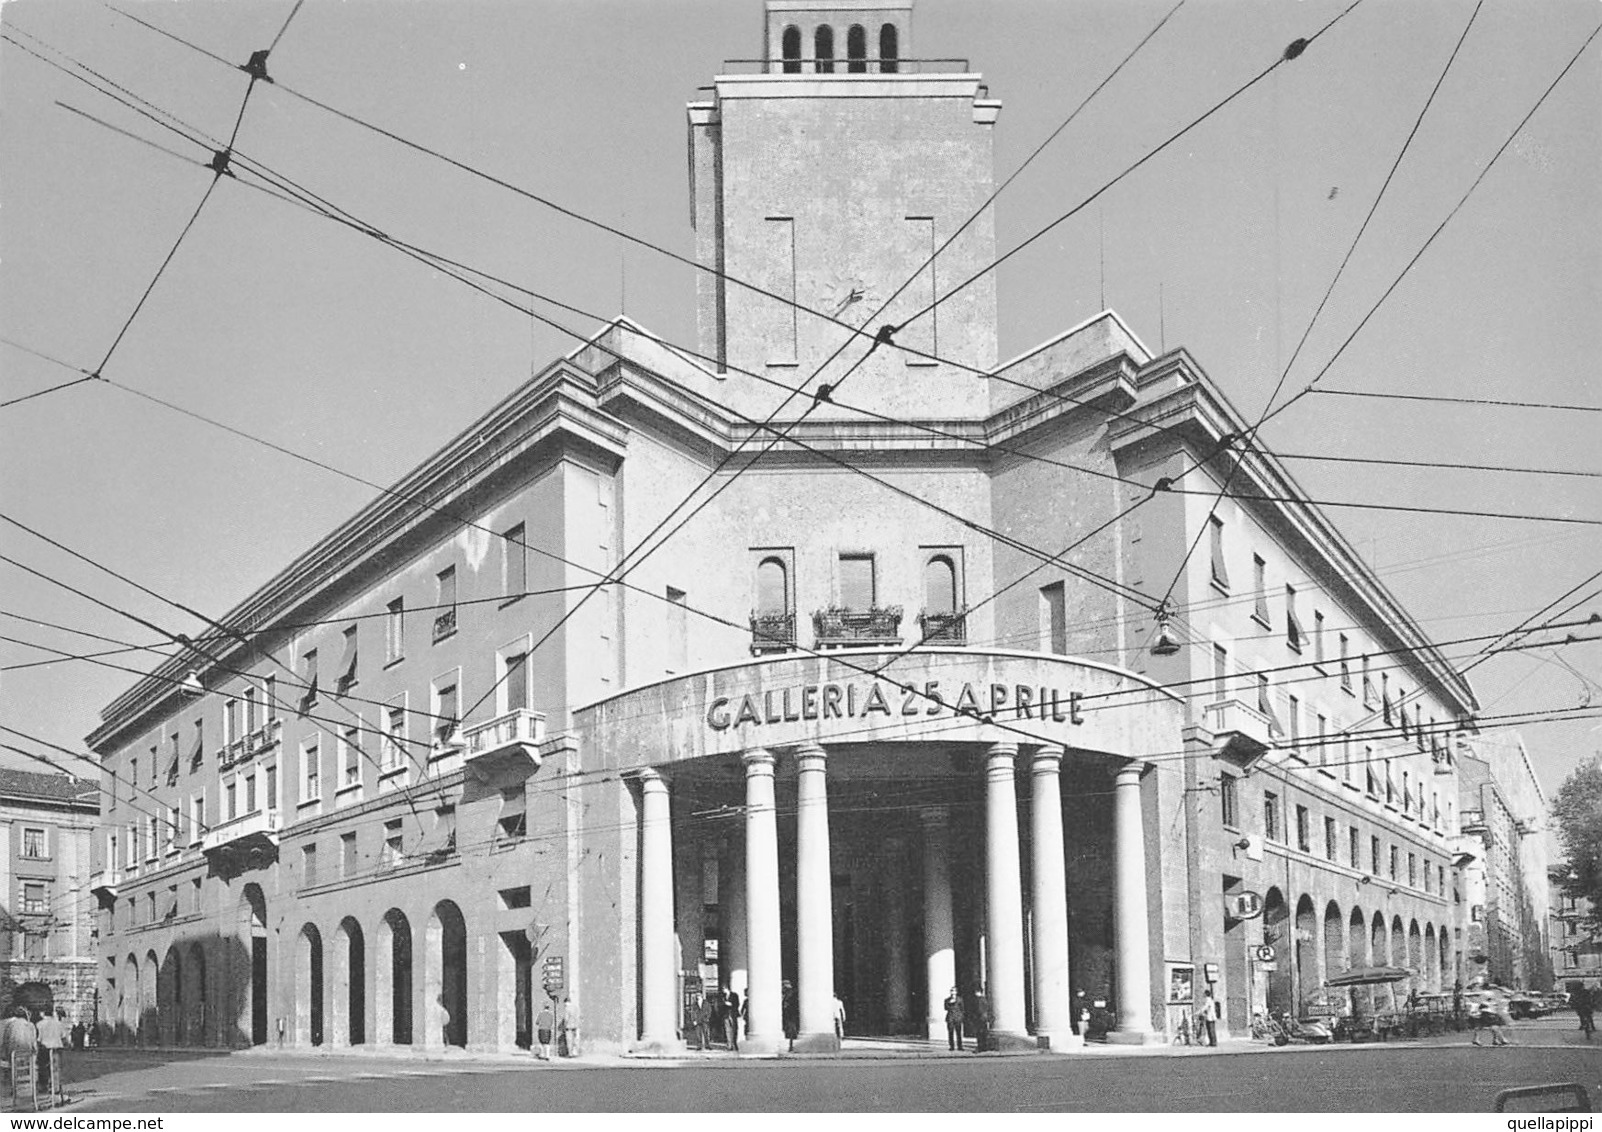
[918,609,967,645]
[749,611,796,655]
[812,605,903,649]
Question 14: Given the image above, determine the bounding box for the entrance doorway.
[499,931,533,1050]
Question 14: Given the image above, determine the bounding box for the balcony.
[749,612,796,655]
[89,867,122,906]
[462,708,545,781]
[918,609,967,645]
[200,808,281,855]
[1460,809,1488,835]
[813,606,903,649]
[1204,698,1274,771]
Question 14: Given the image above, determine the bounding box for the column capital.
[1030,744,1066,773]
[634,766,669,789]
[742,748,777,772]
[791,741,827,769]
[1114,760,1149,786]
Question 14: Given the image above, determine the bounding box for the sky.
[0,0,1598,832]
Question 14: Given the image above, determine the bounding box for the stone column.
[742,750,783,1054]
[984,742,1029,1048]
[921,807,956,1042]
[1111,761,1157,1043]
[793,742,838,1051]
[721,837,748,1005]
[633,768,681,1052]
[882,837,910,1033]
[1030,744,1078,1049]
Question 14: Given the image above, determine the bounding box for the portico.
[581,649,1183,1052]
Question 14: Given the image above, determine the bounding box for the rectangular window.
[225,779,238,821]
[222,699,237,746]
[1252,555,1269,624]
[167,804,180,849]
[434,678,460,744]
[1370,835,1381,876]
[302,736,321,802]
[265,763,278,810]
[1316,714,1328,766]
[666,587,688,674]
[1208,516,1229,590]
[498,784,528,842]
[1388,845,1398,881]
[1314,610,1326,667]
[341,724,362,788]
[504,651,529,714]
[1286,585,1303,652]
[838,554,876,611]
[191,793,206,842]
[21,882,45,914]
[1212,644,1229,701]
[1362,655,1376,708]
[1349,826,1361,869]
[1365,746,1378,796]
[1295,804,1310,852]
[337,624,359,695]
[1324,816,1337,861]
[1258,674,1282,735]
[384,702,408,769]
[901,216,937,362]
[265,675,277,722]
[1339,634,1351,691]
[245,686,260,733]
[21,828,44,859]
[1263,792,1281,842]
[1438,864,1445,893]
[435,566,458,641]
[302,843,318,888]
[302,648,319,707]
[245,774,257,814]
[386,597,405,663]
[503,522,527,602]
[341,831,358,878]
[1422,858,1431,893]
[1287,694,1300,747]
[1408,853,1417,888]
[382,819,404,868]
[1221,774,1238,827]
[1041,582,1067,655]
[437,805,458,855]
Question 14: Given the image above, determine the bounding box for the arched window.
[924,556,957,615]
[847,25,867,72]
[815,25,835,73]
[756,557,789,615]
[879,23,899,73]
[781,25,802,73]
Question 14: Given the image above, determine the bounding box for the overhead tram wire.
[1273,451,1602,480]
[1312,388,1602,414]
[1150,0,1485,623]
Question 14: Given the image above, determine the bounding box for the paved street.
[42,1015,1600,1113]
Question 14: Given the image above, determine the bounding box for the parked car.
[1508,991,1551,1020]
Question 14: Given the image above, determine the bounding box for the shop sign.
[707,678,1085,732]
[1226,891,1264,920]
[541,955,564,993]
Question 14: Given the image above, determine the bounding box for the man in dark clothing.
[723,989,740,1051]
[969,991,991,1052]
[943,989,965,1051]
[1572,985,1595,1040]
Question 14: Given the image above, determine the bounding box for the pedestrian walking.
[832,992,847,1041]
[559,997,580,1057]
[781,981,799,1050]
[1198,988,1220,1047]
[69,1021,85,1052]
[692,993,713,1050]
[35,1009,65,1102]
[1570,985,1594,1040]
[1471,1000,1509,1047]
[534,1000,556,1060]
[969,990,991,1052]
[943,988,965,1051]
[723,989,740,1051]
[0,1006,37,1081]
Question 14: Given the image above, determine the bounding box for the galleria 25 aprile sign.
[706,678,1087,732]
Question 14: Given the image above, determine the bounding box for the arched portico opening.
[1347,908,1369,1015]
[1293,895,1319,1015]
[186,943,208,1045]
[1261,888,1291,1016]
[238,884,268,1045]
[1424,924,1438,992]
[1322,902,1344,1010]
[1408,920,1423,997]
[296,923,324,1047]
[159,947,182,1045]
[140,950,159,1045]
[333,917,366,1046]
[426,900,467,1048]
[121,954,139,1043]
[375,908,414,1046]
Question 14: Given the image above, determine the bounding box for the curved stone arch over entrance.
[1439,923,1453,989]
[1322,901,1344,994]
[185,942,208,1045]
[120,954,139,1042]
[237,883,269,1046]
[332,916,366,1046]
[374,908,414,1046]
[1293,895,1319,1014]
[1347,908,1369,1015]
[1424,924,1438,992]
[295,922,325,1047]
[158,946,182,1045]
[140,950,159,1044]
[1262,888,1290,1016]
[425,900,467,1048]
[1407,920,1423,995]
[1370,912,1390,1010]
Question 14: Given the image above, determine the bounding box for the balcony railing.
[1460,809,1488,835]
[90,868,122,905]
[750,612,796,655]
[813,606,903,649]
[1204,698,1274,770]
[462,708,545,780]
[200,808,281,855]
[433,607,458,641]
[918,609,967,645]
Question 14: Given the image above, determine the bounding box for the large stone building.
[0,769,97,1026]
[1454,734,1550,991]
[88,1,1485,1053]
[1550,866,1600,995]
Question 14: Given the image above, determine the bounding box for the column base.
[790,1030,841,1053]
[927,1019,946,1043]
[983,1030,1040,1053]
[1105,1029,1163,1046]
[627,1037,687,1057]
[736,1035,785,1055]
[1036,1029,1084,1050]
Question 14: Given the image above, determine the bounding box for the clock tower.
[687,1,1002,420]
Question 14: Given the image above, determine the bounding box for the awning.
[1325,965,1414,987]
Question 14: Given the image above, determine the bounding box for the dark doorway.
[500,931,533,1049]
[251,936,268,1046]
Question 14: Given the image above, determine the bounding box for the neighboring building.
[87,1,1482,1053]
[0,768,97,1025]
[1549,866,1601,993]
[1454,734,1550,991]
